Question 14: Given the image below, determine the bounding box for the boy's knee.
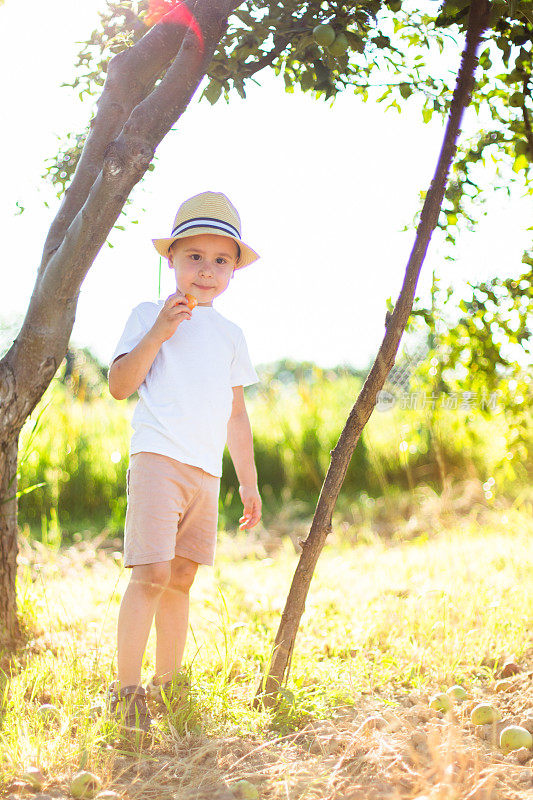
[131,561,171,593]
[167,556,199,593]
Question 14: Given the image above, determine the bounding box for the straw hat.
[152,190,260,270]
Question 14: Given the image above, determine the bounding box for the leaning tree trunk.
[0,0,238,646]
[254,0,491,709]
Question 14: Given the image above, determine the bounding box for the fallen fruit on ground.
[430,693,452,713]
[233,779,260,799]
[499,660,521,677]
[22,767,44,790]
[70,771,102,799]
[494,678,515,692]
[446,685,468,702]
[312,23,336,47]
[499,725,533,754]
[36,704,61,723]
[471,703,501,725]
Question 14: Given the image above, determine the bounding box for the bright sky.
[1,0,531,371]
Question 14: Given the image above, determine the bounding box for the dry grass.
[1,479,532,799]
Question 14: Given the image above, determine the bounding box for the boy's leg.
[154,555,199,683]
[117,561,171,688]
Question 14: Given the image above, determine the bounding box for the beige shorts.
[123,451,221,568]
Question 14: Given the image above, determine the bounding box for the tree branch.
[38,2,199,282]
[254,0,491,710]
[2,0,238,432]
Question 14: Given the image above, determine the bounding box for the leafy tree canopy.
[43,0,532,254]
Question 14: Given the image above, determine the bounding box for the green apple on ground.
[494,679,515,692]
[430,693,452,713]
[22,767,44,790]
[499,725,533,754]
[36,704,62,723]
[446,685,468,702]
[470,704,501,726]
[70,771,102,799]
[233,779,260,800]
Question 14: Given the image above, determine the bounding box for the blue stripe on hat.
[172,217,240,238]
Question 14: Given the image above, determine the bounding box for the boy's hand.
[238,485,262,530]
[151,292,192,344]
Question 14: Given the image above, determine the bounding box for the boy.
[106,191,262,735]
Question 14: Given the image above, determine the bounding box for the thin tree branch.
[254,0,491,709]
[38,3,206,282]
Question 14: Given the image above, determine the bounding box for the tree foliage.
[44,0,532,249]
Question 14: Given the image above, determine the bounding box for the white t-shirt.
[110,300,259,477]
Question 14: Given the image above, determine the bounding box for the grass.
[17,367,533,535]
[1,480,532,799]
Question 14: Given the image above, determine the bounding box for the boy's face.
[168,233,239,306]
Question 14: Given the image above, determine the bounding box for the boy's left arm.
[226,385,262,530]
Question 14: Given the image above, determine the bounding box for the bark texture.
[254,0,491,709]
[0,434,20,646]
[0,0,237,645]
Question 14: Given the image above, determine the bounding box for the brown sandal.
[107,681,153,734]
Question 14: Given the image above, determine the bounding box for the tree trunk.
[0,0,238,645]
[0,429,21,647]
[254,0,490,710]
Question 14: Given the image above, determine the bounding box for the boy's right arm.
[108,292,192,400]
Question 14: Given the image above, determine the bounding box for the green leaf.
[204,81,223,104]
[512,154,529,172]
[284,72,294,92]
[300,70,315,92]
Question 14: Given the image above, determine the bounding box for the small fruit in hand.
[312,23,336,47]
[430,692,452,713]
[185,293,198,310]
[499,725,533,754]
[70,771,102,799]
[470,703,501,726]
